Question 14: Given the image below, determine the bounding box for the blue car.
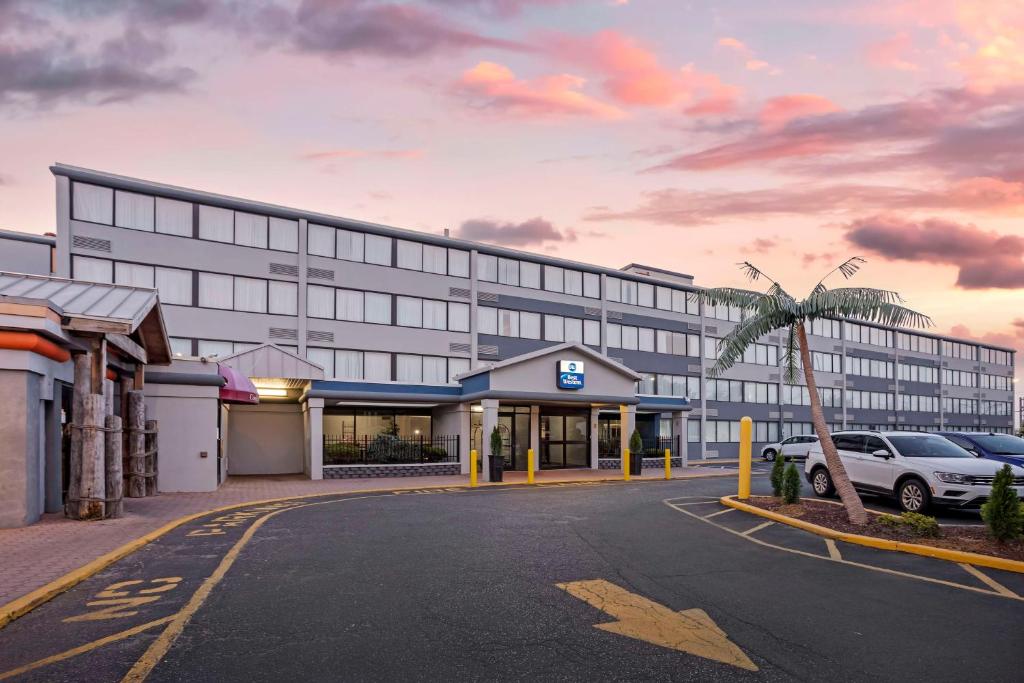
[938,432,1024,468]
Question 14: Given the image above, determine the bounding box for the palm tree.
[700,257,932,525]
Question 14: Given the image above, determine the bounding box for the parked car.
[938,432,1024,468]
[805,430,1024,513]
[761,435,818,462]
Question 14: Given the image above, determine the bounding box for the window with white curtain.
[479,307,498,335]
[199,273,234,309]
[423,245,447,274]
[639,327,655,352]
[564,318,583,343]
[307,224,335,257]
[606,277,622,302]
[583,272,600,298]
[423,300,447,330]
[607,323,622,348]
[396,296,422,327]
[544,265,564,293]
[364,352,391,381]
[498,309,519,337]
[156,197,192,236]
[115,262,154,288]
[307,348,335,377]
[544,314,564,342]
[364,292,391,324]
[498,258,519,286]
[622,325,639,350]
[72,183,113,224]
[336,350,363,379]
[268,218,298,252]
[448,357,470,382]
[656,286,671,310]
[448,249,470,277]
[396,354,423,382]
[198,205,233,243]
[233,277,267,313]
[336,229,364,262]
[584,319,600,346]
[521,311,541,339]
[155,267,192,305]
[268,281,297,315]
[336,289,364,322]
[448,302,470,332]
[169,337,192,357]
[564,270,583,296]
[397,240,423,270]
[423,356,447,384]
[198,340,234,358]
[638,283,654,307]
[73,256,113,283]
[621,280,637,305]
[307,285,335,319]
[477,254,497,282]
[234,212,268,249]
[521,261,541,289]
[114,190,154,231]
[365,234,392,265]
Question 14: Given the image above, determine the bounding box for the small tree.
[629,429,643,455]
[770,454,786,496]
[782,462,801,504]
[489,426,503,462]
[981,464,1023,542]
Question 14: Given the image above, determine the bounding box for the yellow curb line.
[0,471,735,631]
[720,495,1024,574]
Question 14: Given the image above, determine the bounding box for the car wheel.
[811,468,835,497]
[898,478,930,513]
[763,449,777,462]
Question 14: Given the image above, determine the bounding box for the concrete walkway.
[0,467,735,610]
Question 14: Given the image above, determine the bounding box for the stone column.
[619,404,636,471]
[530,405,540,473]
[304,397,324,480]
[481,398,499,482]
[673,410,689,468]
[458,402,472,475]
[589,407,600,469]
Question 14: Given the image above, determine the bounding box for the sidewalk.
[0,467,734,610]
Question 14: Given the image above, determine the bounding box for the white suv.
[805,431,1024,513]
[762,435,818,462]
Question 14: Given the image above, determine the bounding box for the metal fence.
[323,434,460,466]
[601,436,676,459]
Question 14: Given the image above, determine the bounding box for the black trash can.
[489,454,505,482]
[629,450,643,476]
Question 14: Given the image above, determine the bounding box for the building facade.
[49,164,1015,468]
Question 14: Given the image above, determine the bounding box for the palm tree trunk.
[796,323,869,525]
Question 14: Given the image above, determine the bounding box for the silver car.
[761,435,819,462]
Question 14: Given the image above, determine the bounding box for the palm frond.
[738,261,779,286]
[812,256,866,293]
[781,324,801,384]
[802,287,931,329]
[708,308,794,378]
[697,286,766,310]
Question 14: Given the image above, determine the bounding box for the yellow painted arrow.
[556,579,758,672]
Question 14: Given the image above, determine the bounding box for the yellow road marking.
[958,564,1020,598]
[0,615,174,681]
[703,508,736,519]
[825,539,842,561]
[664,500,1023,602]
[556,579,757,672]
[741,521,773,536]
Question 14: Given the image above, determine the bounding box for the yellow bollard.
[738,416,752,499]
[623,448,631,482]
[527,448,535,484]
[664,448,671,481]
[470,448,478,487]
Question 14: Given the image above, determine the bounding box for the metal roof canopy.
[0,271,172,364]
[217,343,325,381]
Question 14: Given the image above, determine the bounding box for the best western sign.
[557,359,585,390]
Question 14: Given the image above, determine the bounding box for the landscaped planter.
[323,463,461,479]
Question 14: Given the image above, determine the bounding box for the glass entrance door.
[540,410,590,469]
[498,409,532,470]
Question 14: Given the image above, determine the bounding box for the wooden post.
[145,419,158,496]
[105,414,123,517]
[128,391,146,498]
[75,394,106,520]
[67,353,90,516]
[103,377,115,418]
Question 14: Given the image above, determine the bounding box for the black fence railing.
[323,434,460,466]
[601,436,676,459]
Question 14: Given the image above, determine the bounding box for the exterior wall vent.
[583,307,601,317]
[270,263,299,277]
[705,325,718,334]
[307,267,335,281]
[449,342,472,353]
[307,330,334,343]
[72,235,112,252]
[449,287,471,299]
[478,344,499,356]
[607,310,624,320]
[477,291,499,303]
[269,327,299,340]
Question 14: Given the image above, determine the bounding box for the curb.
[720,495,1024,574]
[0,471,735,630]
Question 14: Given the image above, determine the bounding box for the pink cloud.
[717,37,750,54]
[758,94,841,131]
[455,216,578,246]
[454,61,626,120]
[300,148,426,161]
[866,32,919,71]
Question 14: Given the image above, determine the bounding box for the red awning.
[218,365,259,404]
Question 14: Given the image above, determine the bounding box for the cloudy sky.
[2,0,1023,358]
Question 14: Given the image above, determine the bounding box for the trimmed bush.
[782,462,801,504]
[981,464,1023,542]
[490,426,503,461]
[877,512,940,537]
[770,453,786,496]
[421,446,449,463]
[629,429,643,455]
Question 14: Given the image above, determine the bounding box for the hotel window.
[845,322,893,347]
[364,352,392,381]
[980,347,1011,366]
[478,307,498,335]
[335,350,363,379]
[981,400,1011,416]
[336,289,364,322]
[115,190,154,232]
[583,272,600,298]
[674,290,700,315]
[197,339,234,358]
[898,363,938,383]
[364,292,391,324]
[155,267,192,305]
[307,224,335,257]
[448,302,470,332]
[423,300,447,330]
[708,380,778,405]
[396,296,423,328]
[72,182,113,224]
[810,318,842,339]
[397,240,423,271]
[638,283,654,308]
[448,357,470,382]
[498,309,520,337]
[198,205,234,243]
[942,369,977,387]
[687,421,700,443]
[564,318,583,344]
[708,304,743,322]
[845,356,894,379]
[622,325,639,350]
[980,373,1012,391]
[307,348,335,377]
[544,265,564,293]
[656,286,671,310]
[268,281,297,315]
[497,258,519,286]
[743,342,780,367]
[307,285,335,319]
[335,229,364,262]
[521,261,541,289]
[423,245,447,275]
[897,332,938,355]
[396,354,423,383]
[365,234,392,266]
[423,356,448,384]
[169,337,192,358]
[114,262,153,288]
[448,249,470,278]
[811,351,841,373]
[155,197,192,237]
[478,254,498,282]
[846,390,895,411]
[783,422,840,438]
[943,397,977,414]
[234,212,268,249]
[521,311,541,339]
[544,314,564,342]
[942,340,977,361]
[564,269,583,296]
[898,395,939,412]
[198,273,233,309]
[268,218,298,252]
[583,319,600,346]
[234,277,267,313]
[638,327,654,352]
[646,374,700,399]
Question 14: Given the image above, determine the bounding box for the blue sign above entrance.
[557,359,585,390]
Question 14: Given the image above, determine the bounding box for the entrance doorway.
[540,410,590,469]
[499,407,531,471]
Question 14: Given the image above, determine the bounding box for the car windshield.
[968,434,1024,455]
[888,435,974,458]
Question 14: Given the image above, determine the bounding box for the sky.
[1,0,1023,368]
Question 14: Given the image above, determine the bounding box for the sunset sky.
[2,0,1023,362]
